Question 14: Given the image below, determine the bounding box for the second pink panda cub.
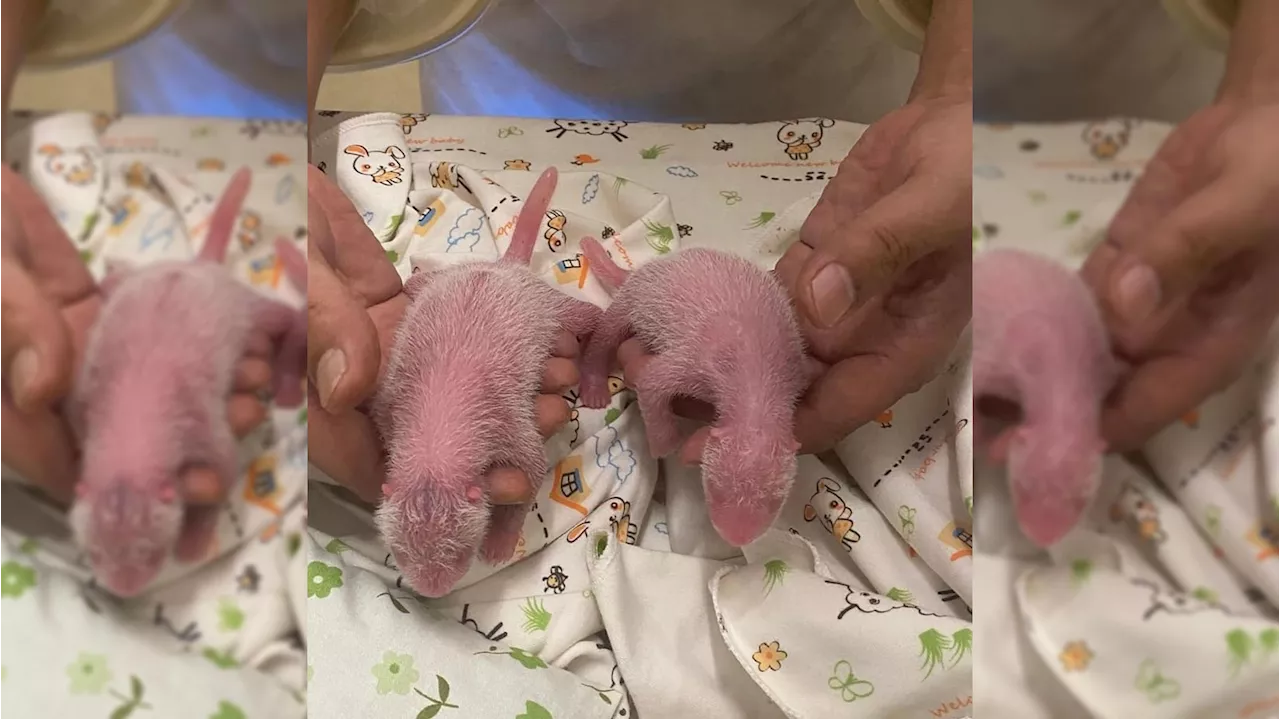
[578,238,817,547]
[70,169,306,597]
[973,248,1119,547]
[372,168,602,598]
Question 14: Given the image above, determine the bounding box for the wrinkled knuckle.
[867,223,912,279]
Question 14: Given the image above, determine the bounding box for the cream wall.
[10,61,117,113]
[315,61,422,114]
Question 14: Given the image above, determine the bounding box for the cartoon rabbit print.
[803,477,861,551]
[776,119,834,160]
[344,144,405,185]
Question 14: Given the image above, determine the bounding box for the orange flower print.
[1059,641,1093,671]
[752,641,787,672]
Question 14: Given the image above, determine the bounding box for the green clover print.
[1134,659,1180,704]
[828,660,874,702]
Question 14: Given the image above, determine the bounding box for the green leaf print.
[1260,628,1279,654]
[516,700,554,719]
[386,250,400,264]
[1,560,37,598]
[412,674,459,715]
[762,560,788,596]
[1191,586,1218,604]
[885,587,914,604]
[918,629,953,680]
[286,533,301,557]
[203,648,239,669]
[1205,505,1222,539]
[18,538,39,554]
[80,249,95,265]
[745,212,775,229]
[385,214,404,238]
[325,538,351,554]
[1027,190,1048,204]
[209,701,246,719]
[639,144,672,160]
[898,506,917,538]
[377,592,414,614]
[1062,210,1082,226]
[106,675,151,718]
[521,598,553,633]
[949,629,972,667]
[372,651,421,695]
[604,408,621,425]
[1227,629,1255,676]
[307,561,343,598]
[217,599,245,632]
[474,646,547,669]
[1070,558,1093,585]
[643,220,674,254]
[66,653,112,694]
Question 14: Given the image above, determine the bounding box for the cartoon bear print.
[803,477,862,551]
[1110,483,1167,543]
[1081,119,1133,160]
[344,144,405,185]
[38,144,97,186]
[776,118,834,160]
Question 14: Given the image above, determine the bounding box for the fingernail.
[809,263,856,327]
[316,349,346,409]
[1113,263,1161,323]
[8,348,39,408]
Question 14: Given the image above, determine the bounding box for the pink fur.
[68,168,305,597]
[973,248,1117,548]
[371,167,604,598]
[578,237,811,546]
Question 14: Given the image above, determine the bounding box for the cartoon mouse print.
[544,210,568,252]
[825,579,942,619]
[428,161,471,193]
[344,144,405,185]
[776,118,834,160]
[38,144,97,186]
[1110,483,1167,543]
[1081,119,1133,160]
[803,477,862,551]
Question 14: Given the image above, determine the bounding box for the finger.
[308,164,403,304]
[485,466,535,505]
[243,330,272,358]
[1100,353,1244,452]
[796,174,966,327]
[307,243,382,412]
[181,466,229,505]
[541,357,579,393]
[1,166,98,304]
[535,394,571,438]
[0,401,78,504]
[550,330,580,359]
[232,358,273,393]
[307,385,388,503]
[1,262,76,410]
[679,426,711,465]
[227,394,268,438]
[1097,180,1277,326]
[792,355,919,453]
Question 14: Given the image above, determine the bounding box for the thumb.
[1101,179,1276,325]
[796,174,963,328]
[1,262,75,410]
[307,244,382,412]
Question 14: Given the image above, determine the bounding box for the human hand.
[1080,101,1279,451]
[306,165,578,503]
[1,165,273,505]
[776,97,973,452]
